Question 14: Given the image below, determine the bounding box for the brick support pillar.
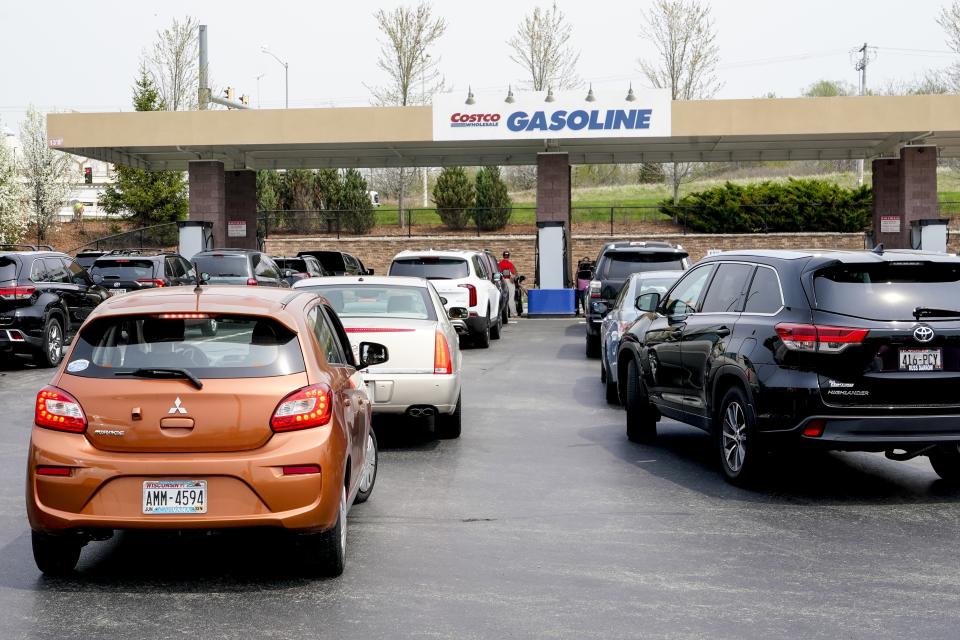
[189,161,226,249]
[536,152,572,287]
[872,145,938,249]
[225,170,258,249]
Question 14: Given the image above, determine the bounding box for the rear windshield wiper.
[114,368,203,390]
[914,307,960,320]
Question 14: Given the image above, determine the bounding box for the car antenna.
[192,261,204,293]
[871,243,884,255]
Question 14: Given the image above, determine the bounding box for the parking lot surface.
[1,318,959,639]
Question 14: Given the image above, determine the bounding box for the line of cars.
[588,241,960,487]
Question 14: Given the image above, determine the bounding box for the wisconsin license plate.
[899,349,942,371]
[142,480,207,514]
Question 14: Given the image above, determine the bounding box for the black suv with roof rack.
[0,249,107,367]
[617,248,960,486]
[585,241,689,357]
[89,249,196,296]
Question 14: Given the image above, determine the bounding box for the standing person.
[498,251,518,316]
[576,258,593,316]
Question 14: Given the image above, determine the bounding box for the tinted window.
[304,252,346,273]
[600,252,688,279]
[67,315,305,378]
[309,305,345,364]
[62,258,89,284]
[472,256,486,278]
[91,259,156,280]
[166,257,185,278]
[300,284,437,321]
[701,263,753,313]
[275,258,308,273]
[44,258,71,284]
[30,259,48,282]
[255,256,279,279]
[744,267,783,314]
[390,257,470,279]
[663,266,714,316]
[814,262,960,321]
[0,257,19,281]
[193,255,250,277]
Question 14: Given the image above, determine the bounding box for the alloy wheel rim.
[722,401,747,473]
[48,324,62,361]
[339,488,347,551]
[359,433,376,493]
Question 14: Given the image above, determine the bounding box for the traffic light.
[84,167,92,184]
[241,94,249,106]
[224,86,234,101]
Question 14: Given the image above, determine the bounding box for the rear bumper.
[0,327,41,352]
[792,414,960,447]
[362,371,461,415]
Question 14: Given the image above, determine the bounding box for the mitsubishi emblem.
[913,325,935,343]
[168,397,188,415]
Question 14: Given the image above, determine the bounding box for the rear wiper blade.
[114,368,203,389]
[913,307,960,319]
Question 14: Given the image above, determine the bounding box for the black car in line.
[0,250,107,367]
[616,248,960,485]
[297,250,372,276]
[89,250,197,296]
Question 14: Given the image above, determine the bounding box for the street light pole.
[255,73,266,109]
[261,46,289,108]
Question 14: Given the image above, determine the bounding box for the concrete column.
[872,145,939,249]
[188,161,226,249]
[224,170,258,249]
[871,157,901,249]
[536,152,572,286]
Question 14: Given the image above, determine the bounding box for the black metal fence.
[68,222,180,254]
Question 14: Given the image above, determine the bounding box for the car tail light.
[137,279,165,287]
[775,324,868,353]
[156,313,210,319]
[36,465,74,476]
[246,278,259,286]
[271,384,333,432]
[589,280,602,299]
[281,464,321,475]
[35,386,87,433]
[458,283,477,307]
[0,285,36,300]
[434,330,452,374]
[802,419,826,438]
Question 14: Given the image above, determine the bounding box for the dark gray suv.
[192,249,289,287]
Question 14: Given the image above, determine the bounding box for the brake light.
[36,465,73,477]
[802,419,826,438]
[246,278,259,286]
[271,384,332,432]
[281,464,321,475]
[35,386,87,433]
[589,280,602,299]
[775,324,869,353]
[0,285,36,300]
[137,279,165,287]
[156,313,210,319]
[458,283,477,307]
[434,330,452,374]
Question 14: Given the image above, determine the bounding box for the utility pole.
[855,42,871,187]
[421,53,430,208]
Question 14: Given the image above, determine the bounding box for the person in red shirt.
[498,251,517,277]
[498,251,518,315]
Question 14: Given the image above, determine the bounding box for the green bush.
[659,179,872,233]
[337,169,376,235]
[472,166,512,231]
[432,166,474,230]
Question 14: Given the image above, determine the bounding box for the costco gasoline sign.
[432,89,670,141]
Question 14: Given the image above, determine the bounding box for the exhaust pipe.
[408,408,423,418]
[421,407,435,416]
[406,406,436,418]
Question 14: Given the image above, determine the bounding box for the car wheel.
[604,362,620,405]
[353,430,378,504]
[600,361,607,384]
[490,306,501,340]
[717,387,762,486]
[302,486,347,577]
[32,530,82,576]
[34,317,64,368]
[928,444,960,483]
[437,393,462,439]
[474,320,491,349]
[201,318,218,337]
[585,333,600,358]
[625,359,656,442]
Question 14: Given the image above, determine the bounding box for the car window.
[663,265,714,316]
[193,255,249,277]
[390,257,470,280]
[61,258,90,285]
[472,255,486,278]
[309,304,346,365]
[299,284,437,321]
[307,258,323,276]
[180,258,195,279]
[343,255,359,271]
[257,256,280,279]
[44,258,71,284]
[90,259,156,281]
[701,263,753,313]
[600,251,689,279]
[30,258,48,282]
[166,257,185,278]
[744,267,783,314]
[275,258,307,273]
[614,282,629,310]
[0,256,18,281]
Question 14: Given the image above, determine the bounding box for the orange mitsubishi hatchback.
[25,285,387,577]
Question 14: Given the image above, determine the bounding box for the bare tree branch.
[147,16,200,111]
[937,1,960,91]
[367,3,446,107]
[508,2,580,90]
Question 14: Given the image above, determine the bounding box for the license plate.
[142,480,207,514]
[899,349,942,371]
[108,289,127,297]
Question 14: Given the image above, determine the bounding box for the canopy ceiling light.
[465,86,476,105]
[545,87,555,103]
[585,84,596,102]
[505,85,515,104]
[625,83,637,102]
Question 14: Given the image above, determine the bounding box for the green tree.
[472,166,512,231]
[100,67,188,226]
[256,171,281,211]
[803,79,856,97]
[432,166,474,230]
[337,169,376,234]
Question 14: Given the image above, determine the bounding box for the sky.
[1,0,956,132]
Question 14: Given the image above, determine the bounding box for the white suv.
[389,249,502,348]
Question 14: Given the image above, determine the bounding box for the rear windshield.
[299,284,437,321]
[600,252,687,279]
[90,259,156,280]
[75,254,103,269]
[66,315,305,379]
[303,252,345,272]
[390,257,469,280]
[814,262,960,321]
[633,275,681,299]
[275,258,307,272]
[193,255,249,277]
[0,257,17,281]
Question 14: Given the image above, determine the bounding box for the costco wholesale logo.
[450,113,502,127]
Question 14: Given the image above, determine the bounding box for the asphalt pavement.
[1,317,959,639]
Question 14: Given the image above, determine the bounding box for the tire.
[501,306,509,326]
[201,318,218,337]
[353,429,378,504]
[32,530,82,576]
[490,313,501,340]
[474,319,491,349]
[585,333,601,358]
[929,444,960,483]
[625,359,656,442]
[302,486,347,577]
[604,362,620,405]
[717,386,762,486]
[438,393,462,439]
[34,317,65,368]
[600,361,607,384]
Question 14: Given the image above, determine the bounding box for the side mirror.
[493,272,502,283]
[448,307,468,320]
[365,268,375,275]
[282,269,295,278]
[91,274,104,285]
[635,292,661,312]
[358,342,389,368]
[200,272,211,284]
[439,296,448,305]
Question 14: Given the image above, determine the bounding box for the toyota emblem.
[913,325,935,343]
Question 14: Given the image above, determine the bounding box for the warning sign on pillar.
[880,216,901,233]
[227,220,247,237]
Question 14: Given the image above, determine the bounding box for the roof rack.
[0,244,54,251]
[102,248,173,257]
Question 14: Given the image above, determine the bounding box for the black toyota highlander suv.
[585,241,688,358]
[617,248,960,486]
